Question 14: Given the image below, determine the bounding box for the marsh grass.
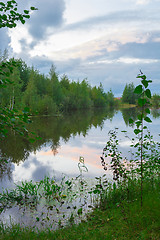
[0,173,104,230]
[0,177,159,240]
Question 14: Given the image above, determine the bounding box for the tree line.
[121,82,160,108]
[0,56,115,116]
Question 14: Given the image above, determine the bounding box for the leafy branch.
[0,0,37,28]
[0,1,38,140]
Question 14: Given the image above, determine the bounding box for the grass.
[0,178,159,240]
[119,103,136,108]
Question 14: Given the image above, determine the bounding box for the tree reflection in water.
[0,107,159,183]
[0,108,116,181]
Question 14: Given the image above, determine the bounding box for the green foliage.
[0,1,115,133]
[122,82,138,104]
[0,173,105,230]
[102,72,160,208]
[0,0,37,28]
[0,60,22,109]
[0,106,31,138]
[0,1,37,138]
[15,58,31,92]
[1,57,115,117]
[0,58,31,137]
[121,107,138,126]
[101,128,127,182]
[151,93,160,108]
[0,178,159,239]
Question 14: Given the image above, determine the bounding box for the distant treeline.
[0,58,115,115]
[121,82,160,108]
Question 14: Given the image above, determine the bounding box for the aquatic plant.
[0,165,102,230]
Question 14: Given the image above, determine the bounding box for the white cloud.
[2,0,160,96]
[136,0,150,4]
[8,25,33,54]
[135,0,160,5]
[28,28,150,62]
[88,57,159,66]
[117,57,159,64]
[153,37,160,42]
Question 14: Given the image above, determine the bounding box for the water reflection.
[0,158,13,182]
[120,107,138,126]
[0,108,116,184]
[0,107,160,187]
[151,108,160,119]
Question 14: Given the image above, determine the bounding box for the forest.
[0,55,115,116]
[121,82,160,108]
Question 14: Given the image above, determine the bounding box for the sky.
[1,0,160,96]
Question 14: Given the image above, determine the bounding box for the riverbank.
[0,178,159,240]
[119,103,136,108]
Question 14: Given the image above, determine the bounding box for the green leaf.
[93,189,101,194]
[23,15,30,19]
[144,117,152,123]
[138,114,143,121]
[24,10,29,14]
[135,120,142,128]
[10,10,15,15]
[129,118,134,124]
[77,208,83,215]
[6,22,13,28]
[145,89,151,98]
[138,98,147,107]
[2,14,7,20]
[30,7,38,10]
[134,129,141,135]
[133,143,139,148]
[0,2,5,7]
[134,85,143,94]
[20,19,25,24]
[29,138,35,143]
[36,136,42,140]
[142,75,146,80]
[141,79,148,88]
[145,108,150,114]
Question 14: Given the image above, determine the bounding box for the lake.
[0,107,160,229]
[0,107,160,190]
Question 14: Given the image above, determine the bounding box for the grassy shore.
[0,178,159,240]
[119,103,136,108]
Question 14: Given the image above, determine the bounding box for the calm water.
[0,107,160,229]
[0,107,160,190]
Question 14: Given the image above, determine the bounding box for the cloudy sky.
[1,0,160,96]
